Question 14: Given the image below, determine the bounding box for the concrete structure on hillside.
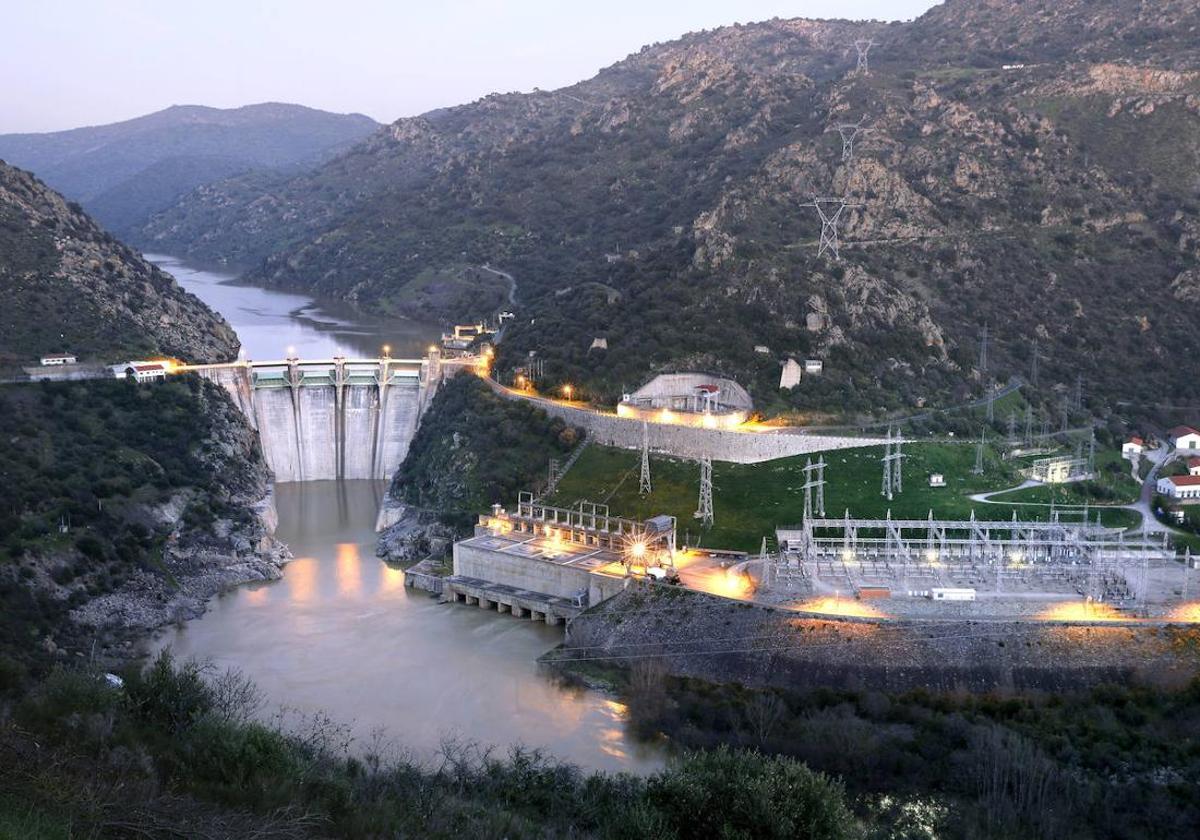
[113,361,167,383]
[1157,475,1200,502]
[487,378,888,464]
[181,352,471,482]
[1170,426,1200,451]
[447,494,679,625]
[618,373,753,429]
[40,354,76,366]
[779,359,803,389]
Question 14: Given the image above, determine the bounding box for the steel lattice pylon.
[639,420,652,496]
[695,456,714,528]
[802,197,862,260]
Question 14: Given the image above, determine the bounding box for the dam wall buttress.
[190,359,448,483]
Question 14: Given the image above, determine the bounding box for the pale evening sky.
[2,0,940,134]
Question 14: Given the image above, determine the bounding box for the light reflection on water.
[150,480,662,774]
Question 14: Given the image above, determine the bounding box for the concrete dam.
[185,355,458,482]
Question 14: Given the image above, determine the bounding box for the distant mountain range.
[0,161,238,365]
[0,103,377,237]
[126,0,1200,418]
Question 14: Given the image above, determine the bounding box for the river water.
[148,258,661,773]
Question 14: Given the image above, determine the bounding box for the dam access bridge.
[180,352,477,483]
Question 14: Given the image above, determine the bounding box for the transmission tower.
[1006,411,1018,443]
[802,457,827,520]
[973,428,987,475]
[1024,404,1034,446]
[831,116,873,162]
[978,323,989,375]
[880,427,905,501]
[638,421,652,496]
[802,197,862,260]
[986,378,996,423]
[547,458,561,493]
[1040,417,1050,439]
[694,457,714,528]
[1087,430,1097,474]
[853,39,878,75]
[1030,338,1039,387]
[1074,373,1084,411]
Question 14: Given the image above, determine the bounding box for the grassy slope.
[550,441,1140,552]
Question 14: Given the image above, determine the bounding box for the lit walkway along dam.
[181,353,469,482]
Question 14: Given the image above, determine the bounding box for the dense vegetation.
[0,103,378,237]
[391,375,583,528]
[139,0,1200,420]
[0,653,858,839]
[592,660,1200,840]
[0,377,264,666]
[0,161,239,365]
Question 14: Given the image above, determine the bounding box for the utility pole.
[639,421,652,496]
[695,457,714,528]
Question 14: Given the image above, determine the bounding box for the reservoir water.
[149,257,661,773]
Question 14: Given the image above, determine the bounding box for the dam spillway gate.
[183,355,454,483]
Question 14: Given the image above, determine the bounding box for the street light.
[382,344,391,358]
[563,384,573,400]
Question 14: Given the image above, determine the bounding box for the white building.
[1189,458,1200,477]
[804,359,824,375]
[1157,475,1200,501]
[779,358,803,389]
[40,354,77,366]
[1121,437,1145,459]
[1170,426,1200,451]
[928,473,946,488]
[113,362,167,383]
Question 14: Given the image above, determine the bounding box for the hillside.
[139,0,1200,417]
[0,161,239,364]
[0,103,377,237]
[0,376,283,665]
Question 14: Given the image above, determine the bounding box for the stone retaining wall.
[485,380,886,463]
[562,585,1200,693]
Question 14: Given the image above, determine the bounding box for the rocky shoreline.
[71,487,292,663]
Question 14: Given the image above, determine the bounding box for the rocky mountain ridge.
[0,161,239,364]
[138,0,1200,416]
[0,103,378,236]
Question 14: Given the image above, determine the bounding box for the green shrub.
[639,746,857,840]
